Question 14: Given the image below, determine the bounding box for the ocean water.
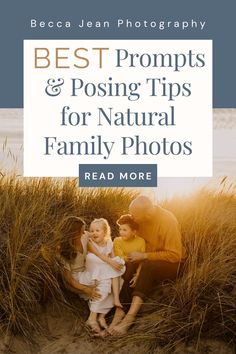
[0,108,235,199]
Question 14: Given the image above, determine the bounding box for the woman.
[58,216,101,302]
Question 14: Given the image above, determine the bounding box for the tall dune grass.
[0,176,137,337]
[0,175,236,351]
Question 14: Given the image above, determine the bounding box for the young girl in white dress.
[85,218,125,331]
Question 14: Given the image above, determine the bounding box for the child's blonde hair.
[90,218,111,241]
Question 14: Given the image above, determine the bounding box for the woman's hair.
[60,216,86,261]
[116,214,139,231]
[90,218,111,241]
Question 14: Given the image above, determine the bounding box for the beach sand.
[0,303,234,354]
[0,303,149,354]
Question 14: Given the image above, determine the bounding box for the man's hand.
[127,252,147,262]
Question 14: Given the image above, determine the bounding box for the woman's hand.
[63,270,101,300]
[127,252,147,262]
[108,259,123,272]
[83,285,101,301]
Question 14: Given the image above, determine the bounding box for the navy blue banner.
[0,0,236,108]
[79,164,158,187]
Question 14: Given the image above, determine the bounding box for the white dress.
[62,235,125,314]
[86,239,125,280]
[84,239,125,313]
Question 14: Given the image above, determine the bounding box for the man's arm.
[145,249,182,262]
[129,222,183,263]
[146,222,183,262]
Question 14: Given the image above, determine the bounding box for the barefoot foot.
[93,329,110,338]
[107,307,125,334]
[98,314,108,329]
[110,314,135,336]
[86,319,101,333]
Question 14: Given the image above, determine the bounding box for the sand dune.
[0,304,234,354]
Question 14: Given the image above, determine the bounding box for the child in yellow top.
[114,214,145,287]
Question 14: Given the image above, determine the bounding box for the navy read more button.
[79,164,157,187]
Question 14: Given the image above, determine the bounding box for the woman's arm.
[63,269,100,300]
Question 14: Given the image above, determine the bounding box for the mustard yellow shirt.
[113,236,146,262]
[138,206,186,263]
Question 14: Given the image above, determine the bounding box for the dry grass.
[0,176,137,338]
[0,175,236,352]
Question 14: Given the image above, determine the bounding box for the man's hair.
[116,214,139,230]
[129,196,154,211]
